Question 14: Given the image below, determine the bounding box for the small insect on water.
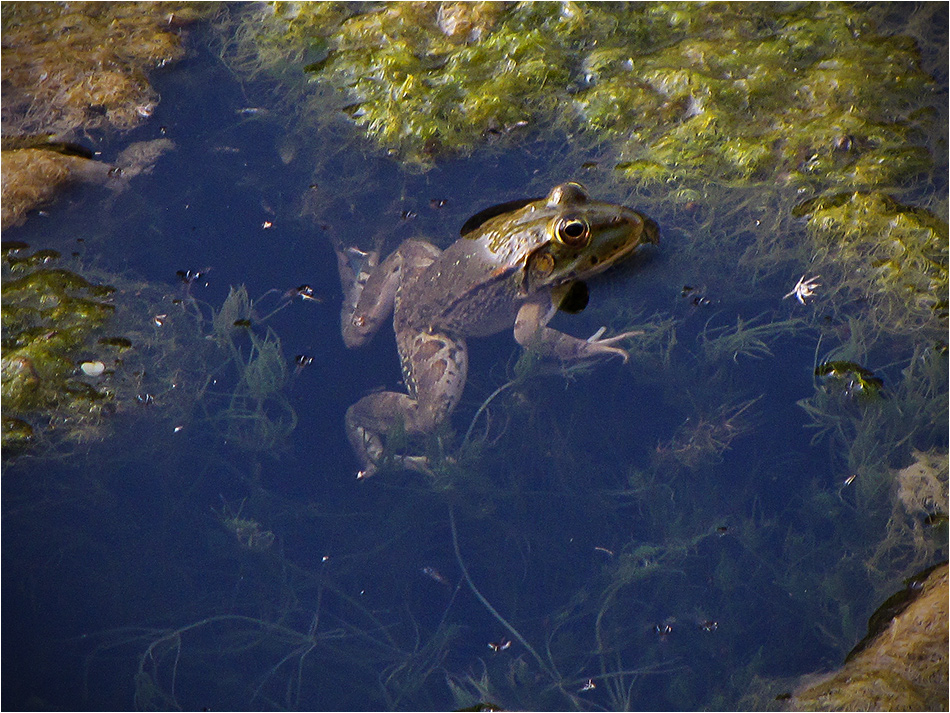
[421,566,450,587]
[294,354,315,375]
[488,638,511,653]
[283,284,322,302]
[783,274,821,304]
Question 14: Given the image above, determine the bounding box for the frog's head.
[522,182,658,293]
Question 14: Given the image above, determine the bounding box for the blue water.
[3,11,946,712]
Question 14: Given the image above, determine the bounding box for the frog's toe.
[399,455,434,476]
[354,455,436,480]
[355,465,377,480]
[590,328,643,345]
[598,344,630,363]
[585,328,643,362]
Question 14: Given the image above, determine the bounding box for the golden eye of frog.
[334,182,658,479]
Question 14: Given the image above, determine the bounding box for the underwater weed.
[83,541,447,712]
[866,449,949,579]
[95,612,349,711]
[699,313,804,363]
[215,497,275,552]
[197,286,297,451]
[447,505,680,711]
[797,336,948,599]
[652,397,760,472]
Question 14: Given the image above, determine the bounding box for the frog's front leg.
[345,329,469,479]
[513,292,641,363]
[335,239,443,348]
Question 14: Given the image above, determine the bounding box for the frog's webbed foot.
[514,298,642,364]
[344,390,454,480]
[339,246,377,284]
[345,328,468,479]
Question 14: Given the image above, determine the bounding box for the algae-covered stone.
[1,2,198,227]
[0,245,220,456]
[789,564,948,712]
[1,2,206,136]
[1,247,120,449]
[0,138,176,228]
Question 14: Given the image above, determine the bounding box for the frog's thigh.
[401,331,469,433]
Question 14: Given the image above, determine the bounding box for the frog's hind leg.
[345,392,431,479]
[346,330,468,479]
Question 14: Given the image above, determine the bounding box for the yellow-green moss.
[790,564,948,712]
[1,247,119,448]
[0,2,210,135]
[796,192,949,334]
[235,3,938,187]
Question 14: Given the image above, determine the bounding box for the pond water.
[2,5,947,711]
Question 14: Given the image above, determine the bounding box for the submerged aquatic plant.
[215,497,276,552]
[446,505,679,712]
[1,247,301,458]
[795,191,949,336]
[652,397,759,472]
[796,338,948,592]
[199,286,297,452]
[869,449,949,576]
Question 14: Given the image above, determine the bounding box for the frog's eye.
[553,215,590,248]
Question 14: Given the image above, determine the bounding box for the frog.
[334,182,659,479]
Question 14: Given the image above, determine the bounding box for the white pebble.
[80,361,105,377]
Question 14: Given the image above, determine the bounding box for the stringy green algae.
[233,2,946,335]
[242,2,936,182]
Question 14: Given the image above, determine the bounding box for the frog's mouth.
[579,209,660,276]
